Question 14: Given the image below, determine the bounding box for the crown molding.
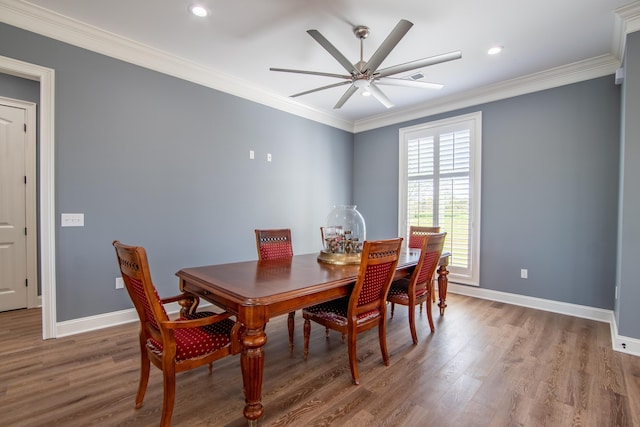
[0,0,355,131]
[1,0,636,134]
[613,2,640,61]
[353,54,620,132]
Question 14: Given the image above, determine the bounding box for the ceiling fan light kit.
[270,19,461,109]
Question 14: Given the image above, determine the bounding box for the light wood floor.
[1,293,639,427]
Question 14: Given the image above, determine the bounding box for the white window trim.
[398,111,482,286]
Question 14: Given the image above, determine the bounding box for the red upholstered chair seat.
[387,284,428,304]
[302,298,381,327]
[147,313,235,361]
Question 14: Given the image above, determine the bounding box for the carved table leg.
[437,264,449,316]
[288,311,295,354]
[240,326,267,425]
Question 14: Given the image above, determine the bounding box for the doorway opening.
[0,54,56,339]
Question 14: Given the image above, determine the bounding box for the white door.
[0,103,28,311]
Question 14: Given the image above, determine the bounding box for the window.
[398,112,481,286]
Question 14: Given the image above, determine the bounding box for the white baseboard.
[446,283,640,357]
[54,286,639,357]
[55,301,202,337]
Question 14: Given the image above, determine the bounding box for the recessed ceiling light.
[488,46,503,55]
[189,5,209,17]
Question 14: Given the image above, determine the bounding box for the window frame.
[398,111,482,286]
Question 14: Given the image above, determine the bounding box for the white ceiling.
[2,0,639,131]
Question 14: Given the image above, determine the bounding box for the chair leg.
[347,325,360,385]
[135,337,150,409]
[160,364,177,427]
[288,311,295,354]
[409,302,418,345]
[378,317,390,367]
[390,302,395,318]
[426,285,435,333]
[303,318,310,360]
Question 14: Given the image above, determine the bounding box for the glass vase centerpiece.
[318,205,366,265]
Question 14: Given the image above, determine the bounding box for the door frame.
[0,55,56,339]
[0,96,38,309]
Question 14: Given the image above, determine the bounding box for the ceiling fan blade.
[291,80,352,98]
[363,19,413,74]
[334,85,358,109]
[368,83,394,109]
[270,67,351,80]
[307,29,359,75]
[375,77,443,90]
[375,51,462,78]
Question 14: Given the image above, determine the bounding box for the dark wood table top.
[177,250,422,307]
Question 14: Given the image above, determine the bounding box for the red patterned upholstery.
[357,261,395,306]
[259,241,293,260]
[407,226,440,249]
[387,283,428,303]
[302,297,381,327]
[127,275,166,330]
[113,241,240,427]
[148,313,235,361]
[388,232,446,344]
[408,234,424,249]
[302,238,403,385]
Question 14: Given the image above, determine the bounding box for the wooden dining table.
[176,250,450,425]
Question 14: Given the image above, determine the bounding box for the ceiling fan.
[270,19,462,109]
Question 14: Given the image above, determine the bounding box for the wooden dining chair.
[408,226,441,304]
[388,232,446,344]
[113,241,242,427]
[302,238,403,385]
[254,228,296,352]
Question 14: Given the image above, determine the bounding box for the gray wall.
[0,72,39,102]
[355,76,620,310]
[617,31,640,338]
[0,20,633,330]
[0,23,354,321]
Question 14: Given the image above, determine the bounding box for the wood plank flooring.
[1,294,639,426]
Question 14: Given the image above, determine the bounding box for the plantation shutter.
[400,112,481,285]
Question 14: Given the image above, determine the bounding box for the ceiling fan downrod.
[353,26,369,75]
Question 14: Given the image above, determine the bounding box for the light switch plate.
[61,213,84,227]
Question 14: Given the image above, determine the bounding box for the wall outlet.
[249,150,254,159]
[115,277,124,289]
[520,269,528,279]
[267,153,272,162]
